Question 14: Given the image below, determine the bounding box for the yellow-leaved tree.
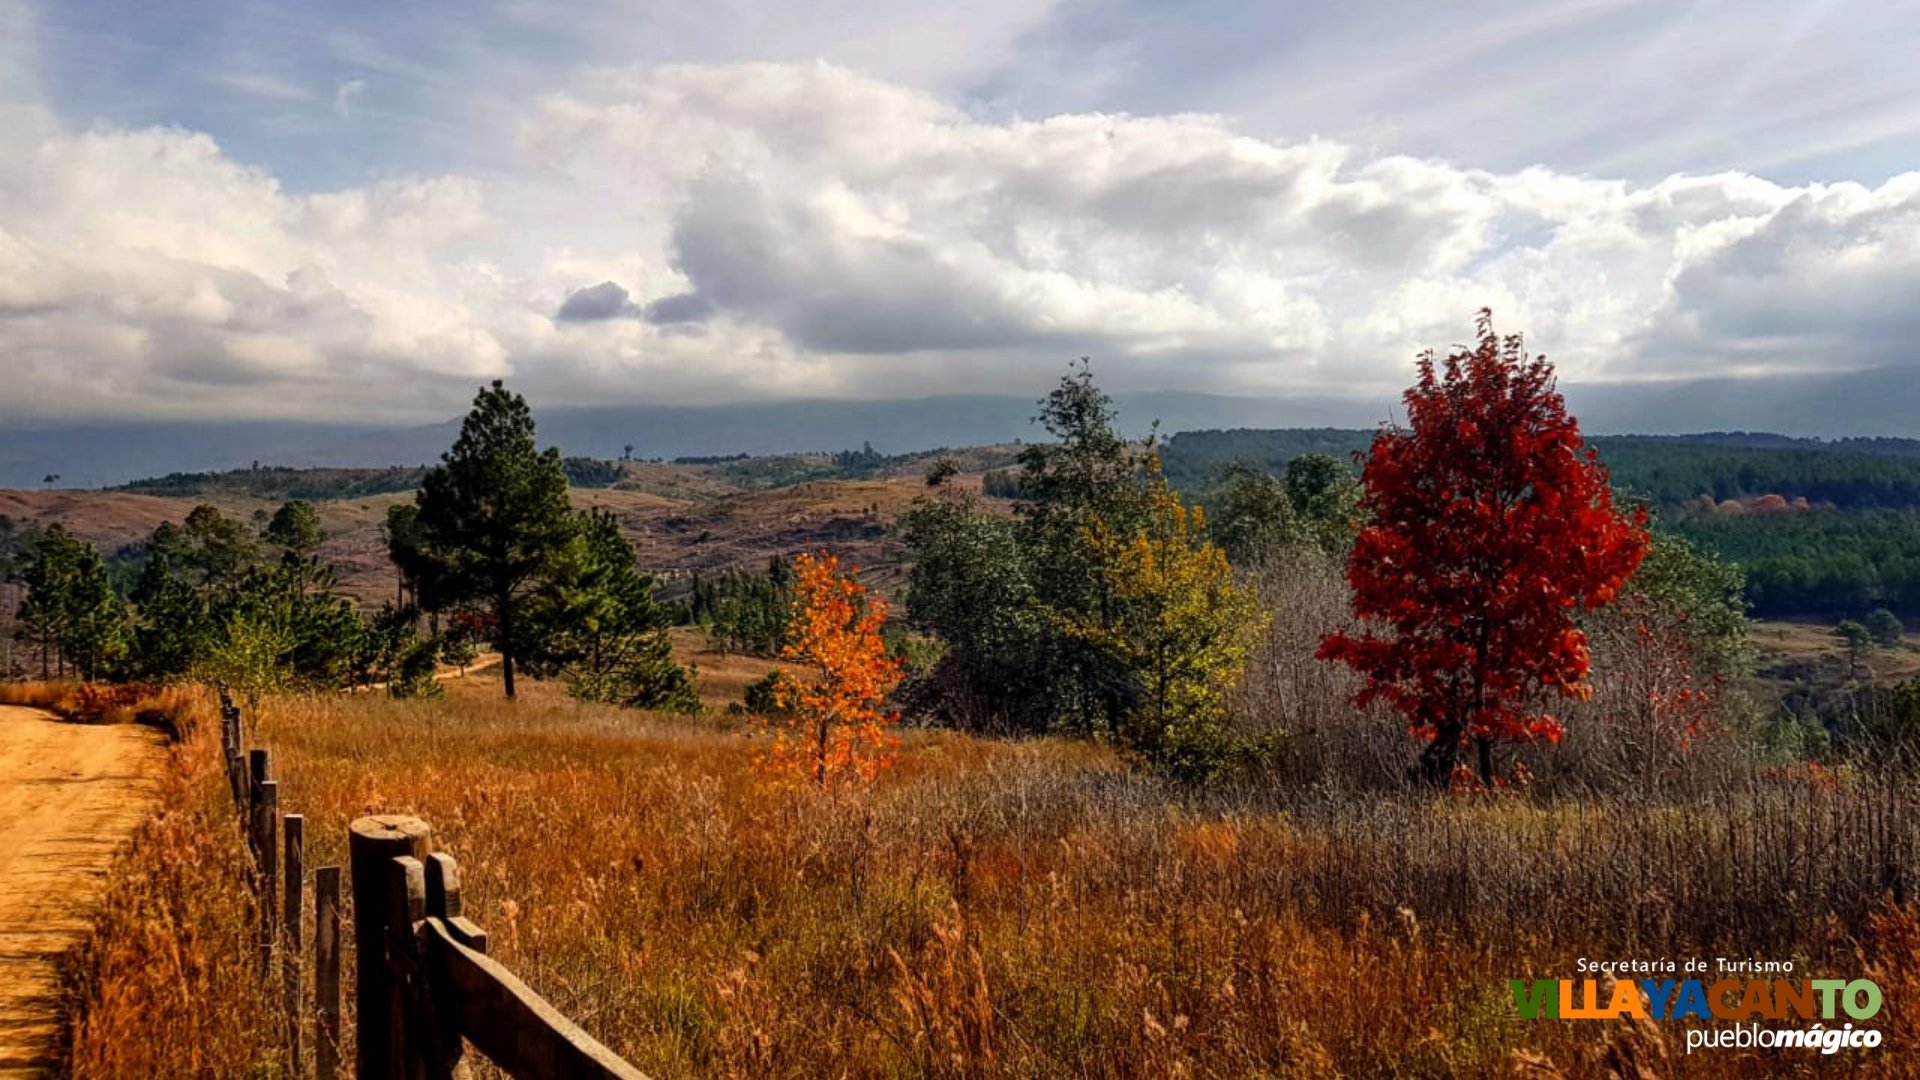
[1067,457,1267,779]
[754,551,904,786]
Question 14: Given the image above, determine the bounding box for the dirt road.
[0,706,162,1077]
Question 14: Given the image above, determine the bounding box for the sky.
[3,0,1920,423]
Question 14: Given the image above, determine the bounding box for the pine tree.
[16,527,128,680]
[407,381,574,699]
[525,509,699,712]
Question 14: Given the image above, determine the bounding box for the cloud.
[555,280,637,322]
[333,78,366,118]
[207,72,315,103]
[5,59,1920,423]
[642,291,715,325]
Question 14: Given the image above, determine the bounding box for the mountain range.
[5,365,1918,489]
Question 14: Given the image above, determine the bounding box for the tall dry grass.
[0,680,198,733]
[116,672,1901,1079]
[52,685,283,1078]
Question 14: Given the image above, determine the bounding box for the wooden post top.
[349,815,432,845]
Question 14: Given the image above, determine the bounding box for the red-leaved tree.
[1318,311,1650,786]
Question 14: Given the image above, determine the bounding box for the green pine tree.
[405,380,574,699]
[526,509,699,711]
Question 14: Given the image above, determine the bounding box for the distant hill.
[0,392,1385,489]
[11,361,1920,489]
[116,466,427,502]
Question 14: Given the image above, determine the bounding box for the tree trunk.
[1476,735,1494,787]
[815,714,829,787]
[498,595,517,700]
[1417,719,1464,786]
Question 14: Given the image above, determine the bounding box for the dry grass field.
[1752,619,1920,683]
[48,663,1920,1079]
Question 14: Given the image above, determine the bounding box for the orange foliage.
[753,550,903,786]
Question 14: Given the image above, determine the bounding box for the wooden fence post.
[220,703,244,807]
[349,815,432,1080]
[385,856,434,1080]
[422,853,477,1069]
[315,865,342,1080]
[256,780,278,978]
[283,813,304,1073]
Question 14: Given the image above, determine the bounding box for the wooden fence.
[217,689,648,1079]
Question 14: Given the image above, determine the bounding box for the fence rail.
[217,687,648,1079]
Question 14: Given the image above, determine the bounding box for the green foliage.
[898,493,1048,731]
[902,361,1264,777]
[263,500,325,554]
[406,380,575,698]
[1011,360,1160,737]
[1283,453,1360,550]
[562,457,624,488]
[1063,466,1266,780]
[742,668,795,715]
[1867,607,1905,647]
[121,502,363,688]
[1835,619,1873,653]
[525,509,700,713]
[1666,509,1920,617]
[14,525,129,680]
[129,552,214,678]
[981,468,1025,499]
[439,630,480,671]
[923,458,960,488]
[695,558,795,656]
[1162,427,1920,619]
[832,441,887,477]
[194,593,298,708]
[717,456,841,489]
[388,633,445,700]
[114,465,425,502]
[1205,462,1299,565]
[1623,533,1753,678]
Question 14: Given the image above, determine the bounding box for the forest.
[1164,428,1920,618]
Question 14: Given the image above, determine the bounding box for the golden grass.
[57,687,281,1078]
[52,669,1920,1078]
[674,628,785,712]
[0,680,199,731]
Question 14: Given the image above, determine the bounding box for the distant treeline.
[1160,428,1920,620]
[1161,429,1920,510]
[1666,511,1920,617]
[116,465,426,501]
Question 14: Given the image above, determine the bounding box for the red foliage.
[1318,311,1650,784]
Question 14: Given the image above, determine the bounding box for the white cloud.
[333,78,366,118]
[4,59,1920,421]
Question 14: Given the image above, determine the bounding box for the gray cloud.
[642,291,716,325]
[555,280,638,322]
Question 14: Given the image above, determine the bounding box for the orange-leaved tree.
[754,550,904,786]
[1318,310,1650,787]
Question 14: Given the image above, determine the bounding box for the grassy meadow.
[51,661,1920,1079]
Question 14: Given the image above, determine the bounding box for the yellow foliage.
[753,550,904,786]
[1065,464,1267,768]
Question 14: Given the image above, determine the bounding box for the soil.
[0,706,162,1077]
